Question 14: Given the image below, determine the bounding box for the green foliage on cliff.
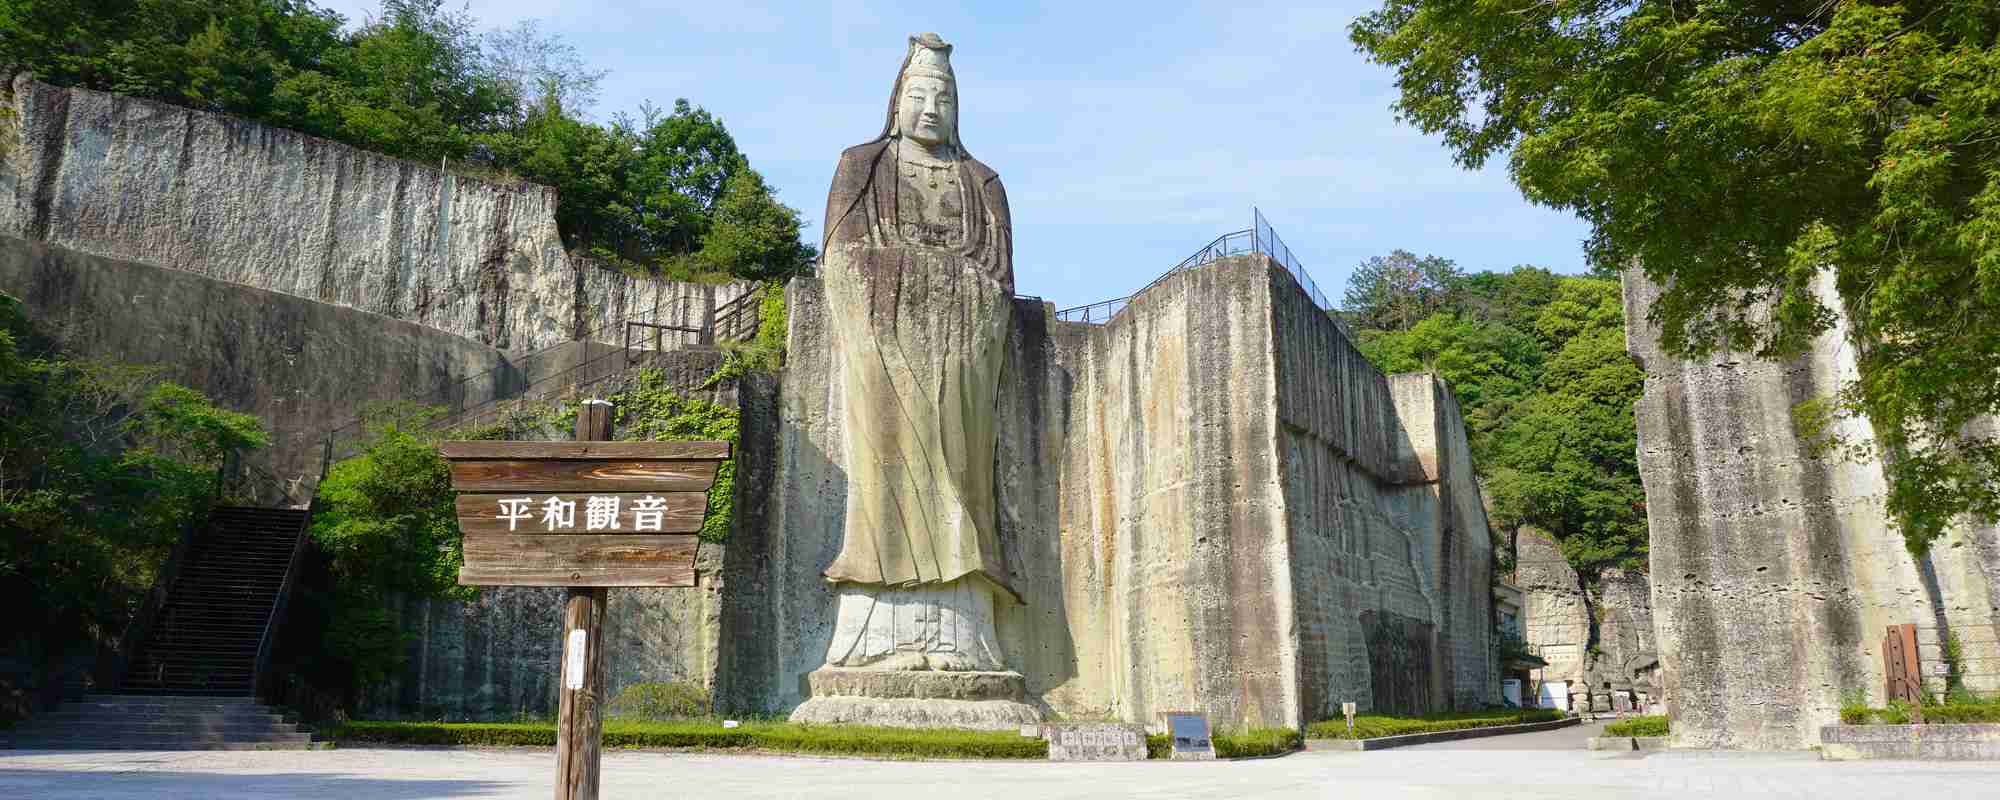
[0,0,814,283]
[0,293,266,683]
[604,368,742,543]
[1351,0,2000,553]
[1346,263,1646,574]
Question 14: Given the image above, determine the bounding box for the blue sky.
[319,0,1591,309]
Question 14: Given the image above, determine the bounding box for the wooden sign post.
[441,399,730,800]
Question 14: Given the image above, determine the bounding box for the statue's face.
[897,75,957,147]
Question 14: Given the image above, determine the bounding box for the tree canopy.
[1351,0,2000,552]
[1346,260,1646,574]
[0,0,814,283]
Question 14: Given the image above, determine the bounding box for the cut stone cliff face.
[0,75,757,503]
[717,255,1497,729]
[1624,268,2000,749]
[1512,527,1659,711]
[0,74,751,353]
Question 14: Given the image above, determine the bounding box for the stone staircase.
[2,506,320,749]
[0,695,321,750]
[121,506,306,696]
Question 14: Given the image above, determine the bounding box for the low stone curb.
[1820,724,2000,761]
[1587,736,1667,752]
[1304,716,1580,752]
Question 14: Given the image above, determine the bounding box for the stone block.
[1043,723,1148,761]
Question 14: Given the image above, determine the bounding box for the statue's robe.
[818,138,1019,608]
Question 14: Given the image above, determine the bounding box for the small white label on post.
[565,629,587,690]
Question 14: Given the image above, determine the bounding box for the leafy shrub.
[1602,715,1668,737]
[607,682,710,720]
[1839,689,1871,725]
[1913,703,2000,724]
[1214,728,1302,757]
[1878,701,1916,725]
[1306,708,1563,740]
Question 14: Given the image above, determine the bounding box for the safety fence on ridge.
[1052,208,1334,324]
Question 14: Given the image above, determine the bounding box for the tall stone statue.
[790,33,1039,730]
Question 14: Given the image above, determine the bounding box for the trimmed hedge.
[1845,702,2000,725]
[331,720,1300,759]
[1602,715,1668,737]
[1144,728,1301,759]
[329,720,1045,758]
[1305,708,1564,740]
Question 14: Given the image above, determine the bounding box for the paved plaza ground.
[5,721,1999,799]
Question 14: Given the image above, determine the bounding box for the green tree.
[607,100,750,260]
[0,294,267,693]
[698,170,816,281]
[1351,0,2000,552]
[1342,249,1466,331]
[1356,312,1543,452]
[301,404,464,703]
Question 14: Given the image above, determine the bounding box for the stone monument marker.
[1043,723,1149,762]
[786,32,1040,731]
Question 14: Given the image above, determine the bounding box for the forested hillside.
[1342,252,1645,575]
[0,0,813,282]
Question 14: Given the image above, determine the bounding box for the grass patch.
[1602,715,1668,737]
[1305,708,1564,740]
[331,720,1302,760]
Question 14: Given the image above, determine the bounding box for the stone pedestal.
[788,667,1041,731]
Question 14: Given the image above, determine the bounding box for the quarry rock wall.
[361,359,741,720]
[1273,274,1496,721]
[0,235,513,502]
[0,75,751,354]
[1512,527,1659,711]
[723,255,1495,729]
[1625,269,2000,749]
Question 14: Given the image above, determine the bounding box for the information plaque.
[1161,711,1215,761]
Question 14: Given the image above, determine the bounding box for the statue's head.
[887,33,959,150]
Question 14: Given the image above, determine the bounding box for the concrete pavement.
[4,736,1998,799]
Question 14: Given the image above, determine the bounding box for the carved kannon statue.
[816,33,1018,675]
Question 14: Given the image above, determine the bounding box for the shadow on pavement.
[0,769,508,799]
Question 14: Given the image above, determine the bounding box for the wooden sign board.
[441,440,730,588]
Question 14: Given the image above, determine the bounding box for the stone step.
[33,710,288,724]
[0,736,324,751]
[109,687,256,697]
[76,694,261,704]
[12,721,302,736]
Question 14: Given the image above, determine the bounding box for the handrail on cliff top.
[1052,207,1332,324]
